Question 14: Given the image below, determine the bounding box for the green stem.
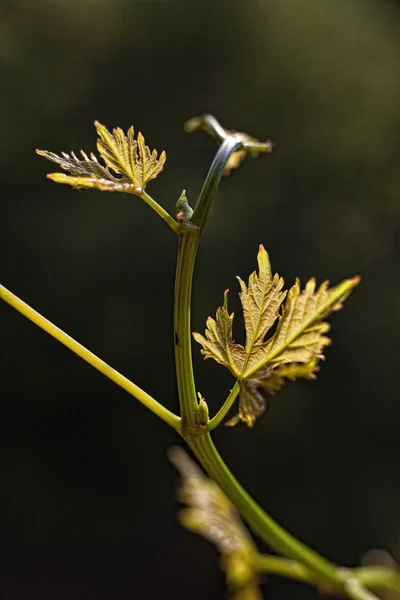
[341,571,381,600]
[173,127,377,598]
[354,566,400,595]
[252,555,324,586]
[1,285,180,431]
[173,136,244,431]
[173,225,201,430]
[188,433,344,589]
[208,381,240,430]
[253,557,400,596]
[138,190,179,234]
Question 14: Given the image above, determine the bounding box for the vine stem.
[2,116,395,599]
[187,432,343,589]
[0,284,181,431]
[208,381,240,430]
[173,124,380,598]
[173,136,243,429]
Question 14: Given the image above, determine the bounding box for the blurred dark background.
[1,0,399,598]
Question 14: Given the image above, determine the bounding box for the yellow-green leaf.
[252,275,360,375]
[45,172,138,192]
[192,290,246,377]
[95,121,136,180]
[169,447,261,599]
[36,121,166,195]
[134,131,166,190]
[238,245,286,375]
[194,246,360,427]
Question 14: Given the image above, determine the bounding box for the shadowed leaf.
[226,360,319,427]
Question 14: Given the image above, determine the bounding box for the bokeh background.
[2,0,400,598]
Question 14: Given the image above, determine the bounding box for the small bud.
[175,189,193,221]
[196,392,209,426]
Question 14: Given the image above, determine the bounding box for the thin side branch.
[208,382,240,430]
[1,285,181,431]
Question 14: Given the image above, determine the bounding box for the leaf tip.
[223,289,230,310]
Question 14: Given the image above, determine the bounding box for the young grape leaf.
[194,246,359,427]
[169,447,261,599]
[184,114,273,177]
[36,122,166,194]
[192,290,246,377]
[225,360,319,427]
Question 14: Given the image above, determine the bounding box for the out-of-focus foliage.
[184,114,273,176]
[169,447,261,599]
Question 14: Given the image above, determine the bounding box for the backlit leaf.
[192,290,246,377]
[169,447,261,599]
[194,246,359,426]
[36,122,166,194]
[237,246,286,375]
[95,122,166,189]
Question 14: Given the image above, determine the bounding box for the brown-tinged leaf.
[194,246,359,427]
[226,360,319,427]
[169,447,261,599]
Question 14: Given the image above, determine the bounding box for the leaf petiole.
[208,382,240,430]
[137,189,179,234]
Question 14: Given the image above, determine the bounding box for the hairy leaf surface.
[36,122,166,194]
[194,246,359,426]
[192,290,246,376]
